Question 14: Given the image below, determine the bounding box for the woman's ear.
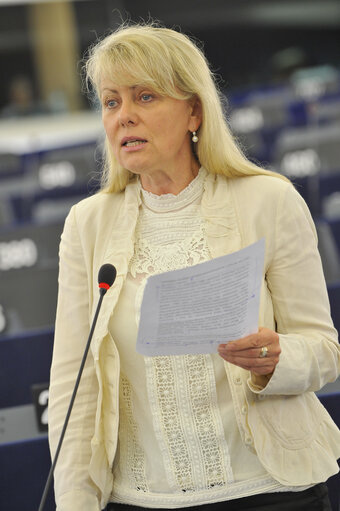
[189,96,202,132]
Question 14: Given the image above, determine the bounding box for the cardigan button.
[241,405,247,415]
[245,436,253,446]
[234,376,242,385]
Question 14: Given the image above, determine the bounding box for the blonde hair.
[85,22,289,193]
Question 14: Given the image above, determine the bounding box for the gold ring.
[259,346,268,358]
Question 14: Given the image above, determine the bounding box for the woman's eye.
[141,93,153,102]
[105,99,118,108]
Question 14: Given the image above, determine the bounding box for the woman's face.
[100,79,201,181]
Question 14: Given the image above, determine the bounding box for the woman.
[48,23,340,511]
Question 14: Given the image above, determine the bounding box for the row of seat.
[0,266,58,337]
[0,112,102,227]
[0,111,103,178]
[228,71,340,162]
[0,330,53,409]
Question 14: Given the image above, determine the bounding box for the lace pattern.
[185,354,234,487]
[118,376,148,492]
[146,356,193,491]
[130,213,212,322]
[140,167,207,213]
[145,354,234,492]
[130,227,209,275]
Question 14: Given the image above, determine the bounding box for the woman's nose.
[118,99,138,126]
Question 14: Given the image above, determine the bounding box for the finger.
[218,343,282,362]
[251,366,275,376]
[218,346,265,359]
[220,329,279,353]
[219,347,280,371]
[218,336,264,357]
[223,332,263,352]
[222,351,276,372]
[225,356,275,374]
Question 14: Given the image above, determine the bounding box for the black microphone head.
[98,263,117,291]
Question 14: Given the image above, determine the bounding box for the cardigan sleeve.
[248,184,340,395]
[48,205,101,511]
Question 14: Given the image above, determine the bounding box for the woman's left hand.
[217,327,281,376]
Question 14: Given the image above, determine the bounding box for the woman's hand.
[217,327,281,376]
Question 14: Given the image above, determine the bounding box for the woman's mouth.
[123,140,146,147]
[121,138,147,151]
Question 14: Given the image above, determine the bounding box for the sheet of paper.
[136,238,265,356]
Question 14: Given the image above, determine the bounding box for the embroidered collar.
[140,167,207,213]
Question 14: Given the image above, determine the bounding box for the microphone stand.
[38,287,107,511]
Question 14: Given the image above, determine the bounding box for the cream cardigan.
[48,171,340,511]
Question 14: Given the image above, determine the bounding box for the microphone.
[98,263,117,295]
[38,264,117,511]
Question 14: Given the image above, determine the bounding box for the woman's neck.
[140,160,200,196]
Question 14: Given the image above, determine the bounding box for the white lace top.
[109,168,295,508]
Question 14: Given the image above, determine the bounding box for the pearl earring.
[192,131,198,143]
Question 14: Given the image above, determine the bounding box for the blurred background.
[0,1,339,509]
